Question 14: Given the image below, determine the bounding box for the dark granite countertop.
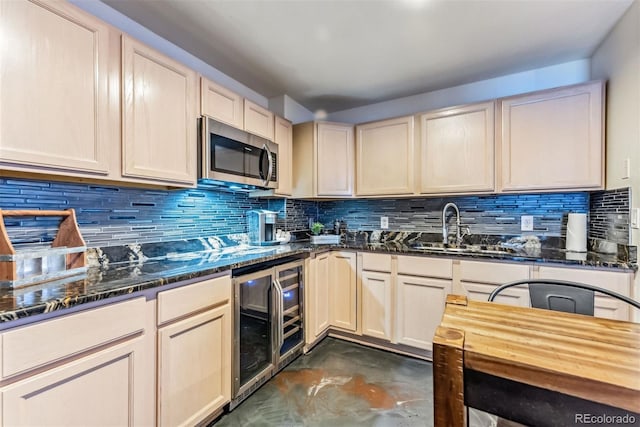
[0,233,635,325]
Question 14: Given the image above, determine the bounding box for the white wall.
[70,0,270,108]
[326,60,591,124]
[590,0,640,319]
[268,95,314,124]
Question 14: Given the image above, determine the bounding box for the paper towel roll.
[566,213,587,252]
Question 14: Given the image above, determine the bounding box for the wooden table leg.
[433,325,466,427]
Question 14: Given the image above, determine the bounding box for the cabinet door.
[158,304,231,427]
[396,275,452,350]
[274,116,293,196]
[498,81,604,191]
[420,102,495,193]
[537,266,632,321]
[316,122,354,196]
[244,99,274,141]
[356,116,415,196]
[122,35,197,186]
[361,270,392,340]
[463,281,531,307]
[329,251,357,331]
[0,0,110,175]
[201,77,243,129]
[2,338,149,426]
[311,253,331,337]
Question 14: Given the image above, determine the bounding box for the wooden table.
[433,295,640,426]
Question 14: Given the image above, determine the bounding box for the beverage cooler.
[231,257,304,408]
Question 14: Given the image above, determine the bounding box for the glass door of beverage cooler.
[233,270,274,397]
[274,260,304,365]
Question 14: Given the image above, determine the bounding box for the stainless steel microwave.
[200,117,278,189]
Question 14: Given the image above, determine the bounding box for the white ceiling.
[102,0,634,113]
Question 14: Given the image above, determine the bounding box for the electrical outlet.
[631,208,640,229]
[380,216,389,229]
[521,215,534,231]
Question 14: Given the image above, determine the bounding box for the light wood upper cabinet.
[274,116,293,196]
[498,81,604,192]
[0,0,111,176]
[329,251,357,332]
[419,102,495,194]
[317,122,354,196]
[292,121,354,198]
[356,116,415,196]
[121,35,197,186]
[201,77,244,129]
[244,99,274,141]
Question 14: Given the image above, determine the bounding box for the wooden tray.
[0,209,87,288]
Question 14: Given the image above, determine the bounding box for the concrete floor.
[212,338,434,426]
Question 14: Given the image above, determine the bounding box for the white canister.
[566,213,587,252]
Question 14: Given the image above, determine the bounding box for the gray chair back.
[488,279,640,316]
[528,283,594,315]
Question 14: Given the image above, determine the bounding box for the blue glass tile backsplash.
[317,193,590,237]
[0,177,630,247]
[0,178,267,247]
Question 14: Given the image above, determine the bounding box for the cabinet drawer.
[157,275,231,325]
[397,255,452,279]
[361,253,392,272]
[1,297,145,380]
[537,266,632,296]
[459,260,529,284]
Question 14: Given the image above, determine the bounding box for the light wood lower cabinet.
[306,252,331,344]
[122,35,197,186]
[0,0,111,177]
[156,275,232,427]
[361,270,393,340]
[361,254,454,350]
[157,305,230,427]
[1,338,146,426]
[396,275,451,351]
[536,266,633,321]
[459,260,531,307]
[329,251,357,332]
[0,297,153,426]
[463,281,531,307]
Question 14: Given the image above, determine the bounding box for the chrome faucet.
[442,202,468,245]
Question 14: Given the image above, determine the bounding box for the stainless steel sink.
[409,244,512,256]
[413,246,469,253]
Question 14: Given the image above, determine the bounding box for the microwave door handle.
[260,143,273,186]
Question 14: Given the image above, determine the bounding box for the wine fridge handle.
[273,279,284,349]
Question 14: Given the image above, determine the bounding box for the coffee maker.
[247,210,279,246]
